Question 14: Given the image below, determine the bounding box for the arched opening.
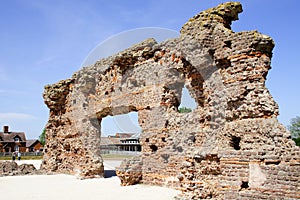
[150,145,158,152]
[100,111,142,178]
[178,86,197,113]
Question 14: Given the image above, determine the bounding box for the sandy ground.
[0,160,180,200]
[14,159,122,171]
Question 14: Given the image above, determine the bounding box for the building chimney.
[3,126,9,133]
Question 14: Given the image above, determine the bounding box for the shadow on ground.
[105,170,116,178]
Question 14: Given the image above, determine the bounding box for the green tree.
[288,116,300,146]
[293,138,300,147]
[178,107,192,113]
[39,128,46,146]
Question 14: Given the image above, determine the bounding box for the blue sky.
[0,0,299,138]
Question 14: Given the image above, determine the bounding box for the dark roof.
[0,132,26,142]
[26,139,41,148]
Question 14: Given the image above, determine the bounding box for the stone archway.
[41,36,210,178]
[42,2,300,199]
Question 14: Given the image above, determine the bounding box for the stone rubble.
[0,161,38,176]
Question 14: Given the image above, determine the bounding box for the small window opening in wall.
[178,86,197,113]
[150,145,158,152]
[224,40,232,48]
[101,111,141,137]
[241,181,249,189]
[231,136,241,150]
[265,160,281,165]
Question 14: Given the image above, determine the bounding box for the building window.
[14,137,20,142]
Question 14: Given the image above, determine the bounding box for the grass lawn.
[0,155,43,160]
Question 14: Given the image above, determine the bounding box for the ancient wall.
[42,2,300,199]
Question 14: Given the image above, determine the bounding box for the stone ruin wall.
[42,2,300,199]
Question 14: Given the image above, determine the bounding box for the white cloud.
[0,113,37,121]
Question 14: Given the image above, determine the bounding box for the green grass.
[101,154,135,160]
[0,155,43,160]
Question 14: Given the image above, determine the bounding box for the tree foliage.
[39,128,46,146]
[178,107,192,113]
[293,138,300,147]
[288,116,300,146]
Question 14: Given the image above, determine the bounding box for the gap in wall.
[100,111,142,178]
[101,112,141,137]
[178,86,197,112]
